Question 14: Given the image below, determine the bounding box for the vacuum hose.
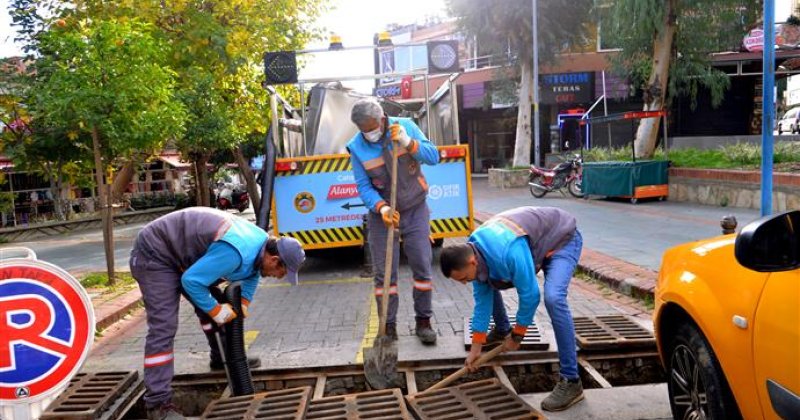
[222,282,255,396]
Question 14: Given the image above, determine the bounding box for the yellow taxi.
[655,210,799,419]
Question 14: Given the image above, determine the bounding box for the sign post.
[761,0,775,216]
[0,247,95,419]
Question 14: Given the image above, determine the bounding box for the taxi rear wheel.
[667,323,741,420]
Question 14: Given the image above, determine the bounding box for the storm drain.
[41,371,139,420]
[573,315,655,351]
[306,388,411,419]
[200,387,311,419]
[406,378,543,419]
[464,317,548,351]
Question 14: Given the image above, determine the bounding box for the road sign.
[0,248,95,419]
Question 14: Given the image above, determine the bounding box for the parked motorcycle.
[217,184,250,213]
[529,154,584,198]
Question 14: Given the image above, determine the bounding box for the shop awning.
[158,154,191,169]
[711,49,800,76]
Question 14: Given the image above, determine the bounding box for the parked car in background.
[778,107,800,134]
[655,210,799,419]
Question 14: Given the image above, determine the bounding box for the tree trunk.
[633,0,677,159]
[234,146,260,215]
[112,159,137,202]
[92,125,115,286]
[513,60,534,167]
[44,161,65,221]
[194,154,211,207]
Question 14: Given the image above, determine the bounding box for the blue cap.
[277,237,305,285]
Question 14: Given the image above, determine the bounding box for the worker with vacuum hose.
[130,207,305,420]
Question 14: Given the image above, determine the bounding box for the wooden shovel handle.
[426,345,506,392]
[377,130,401,337]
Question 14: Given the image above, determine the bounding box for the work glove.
[379,205,400,229]
[241,298,249,318]
[390,123,412,149]
[210,303,238,325]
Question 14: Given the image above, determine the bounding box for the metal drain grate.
[306,388,411,419]
[41,371,139,420]
[464,316,548,351]
[200,387,311,419]
[573,315,655,351]
[406,378,544,419]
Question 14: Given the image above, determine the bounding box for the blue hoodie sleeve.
[405,121,440,166]
[181,241,242,313]
[349,150,386,212]
[507,237,540,331]
[470,280,494,343]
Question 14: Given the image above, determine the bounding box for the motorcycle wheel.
[529,175,548,198]
[568,178,584,198]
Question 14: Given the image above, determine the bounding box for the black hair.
[439,243,474,277]
[265,238,279,256]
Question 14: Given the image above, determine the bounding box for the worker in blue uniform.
[439,206,584,412]
[347,98,440,344]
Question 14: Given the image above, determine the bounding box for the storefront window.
[469,117,517,172]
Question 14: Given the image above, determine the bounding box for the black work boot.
[210,355,261,370]
[541,377,584,411]
[415,318,437,345]
[385,323,398,341]
[486,326,510,347]
[146,402,185,420]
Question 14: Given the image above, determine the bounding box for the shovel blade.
[364,336,400,390]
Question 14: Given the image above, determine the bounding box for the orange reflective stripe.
[374,285,398,296]
[144,351,174,368]
[417,176,428,191]
[213,218,232,241]
[414,280,432,291]
[364,156,385,170]
[494,216,526,236]
[407,140,419,154]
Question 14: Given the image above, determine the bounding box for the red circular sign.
[0,260,94,402]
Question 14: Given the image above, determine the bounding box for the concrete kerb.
[94,286,143,332]
[473,211,657,301]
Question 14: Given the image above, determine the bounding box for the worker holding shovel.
[439,206,585,412]
[347,98,440,345]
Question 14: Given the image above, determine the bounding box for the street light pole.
[761,0,775,216]
[532,0,541,166]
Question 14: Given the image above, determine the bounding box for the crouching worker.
[439,206,584,412]
[130,207,305,420]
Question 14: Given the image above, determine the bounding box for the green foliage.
[0,192,14,213]
[80,271,135,288]
[33,18,186,160]
[603,0,758,109]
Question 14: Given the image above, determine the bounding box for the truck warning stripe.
[276,157,353,177]
[439,157,467,163]
[284,226,364,246]
[430,217,470,234]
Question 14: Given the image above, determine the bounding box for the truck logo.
[294,192,316,214]
[0,264,93,402]
[327,184,359,200]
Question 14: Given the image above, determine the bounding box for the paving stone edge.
[94,287,143,331]
[473,210,657,300]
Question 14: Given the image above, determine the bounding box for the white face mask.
[363,128,382,142]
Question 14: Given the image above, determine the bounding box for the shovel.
[364,124,402,390]
[423,345,506,392]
